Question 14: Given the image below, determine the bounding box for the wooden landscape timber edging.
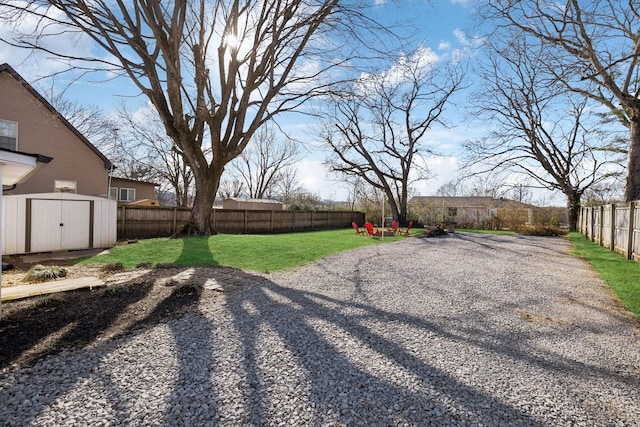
[117,205,366,240]
[578,202,640,262]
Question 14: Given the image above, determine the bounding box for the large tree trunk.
[174,164,222,237]
[566,191,581,232]
[625,115,640,202]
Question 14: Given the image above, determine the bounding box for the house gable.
[0,64,112,197]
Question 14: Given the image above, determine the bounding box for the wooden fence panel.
[580,201,640,262]
[614,205,630,257]
[601,204,613,250]
[631,203,639,261]
[117,205,365,239]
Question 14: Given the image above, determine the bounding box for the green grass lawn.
[568,232,640,318]
[79,229,407,273]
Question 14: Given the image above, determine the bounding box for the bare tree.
[44,89,120,151]
[273,166,304,203]
[230,125,300,199]
[464,39,621,230]
[322,48,464,224]
[481,0,640,201]
[506,181,533,204]
[465,174,509,200]
[116,105,194,206]
[217,177,244,200]
[436,179,466,197]
[284,191,323,211]
[0,1,384,234]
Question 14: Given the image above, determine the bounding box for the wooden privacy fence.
[118,205,366,240]
[578,201,640,262]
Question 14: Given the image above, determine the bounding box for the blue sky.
[0,1,567,205]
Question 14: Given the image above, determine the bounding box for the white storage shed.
[2,192,117,255]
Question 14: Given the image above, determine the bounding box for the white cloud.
[356,46,440,95]
[438,41,451,50]
[411,156,460,196]
[295,158,352,200]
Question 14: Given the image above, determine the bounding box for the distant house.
[0,63,113,197]
[109,177,159,205]
[409,196,537,229]
[223,197,284,211]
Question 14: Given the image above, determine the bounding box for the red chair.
[387,220,400,235]
[364,222,381,237]
[404,221,414,236]
[352,222,365,236]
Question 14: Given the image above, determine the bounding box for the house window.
[109,187,118,200]
[54,180,77,193]
[0,119,17,150]
[119,188,135,202]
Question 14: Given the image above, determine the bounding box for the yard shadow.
[0,237,221,425]
[1,235,638,425]
[174,235,219,267]
[0,281,154,368]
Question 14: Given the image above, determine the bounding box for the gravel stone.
[1,233,639,426]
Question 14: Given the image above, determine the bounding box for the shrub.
[171,282,202,296]
[23,265,67,282]
[136,262,153,269]
[101,262,124,273]
[100,285,132,297]
[30,293,67,308]
[516,224,568,237]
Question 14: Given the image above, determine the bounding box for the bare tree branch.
[0,0,390,234]
[321,47,465,224]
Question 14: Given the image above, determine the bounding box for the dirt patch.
[0,263,250,370]
[516,309,571,327]
[2,257,106,287]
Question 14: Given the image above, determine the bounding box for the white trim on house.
[118,188,136,202]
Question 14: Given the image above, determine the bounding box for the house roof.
[0,63,113,170]
[109,176,160,186]
[226,197,283,204]
[409,196,534,208]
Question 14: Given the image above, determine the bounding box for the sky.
[0,1,570,206]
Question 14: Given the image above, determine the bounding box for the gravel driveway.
[1,233,639,426]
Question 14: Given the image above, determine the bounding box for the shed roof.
[226,197,283,204]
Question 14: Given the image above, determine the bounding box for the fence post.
[627,202,635,260]
[599,205,604,245]
[610,204,616,252]
[590,207,595,242]
[244,210,248,234]
[172,207,177,235]
[121,205,127,240]
[270,210,274,233]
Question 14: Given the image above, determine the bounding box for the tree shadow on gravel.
[0,238,223,425]
[226,277,547,426]
[1,235,638,425]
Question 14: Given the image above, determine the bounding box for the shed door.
[60,200,91,250]
[30,199,91,252]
